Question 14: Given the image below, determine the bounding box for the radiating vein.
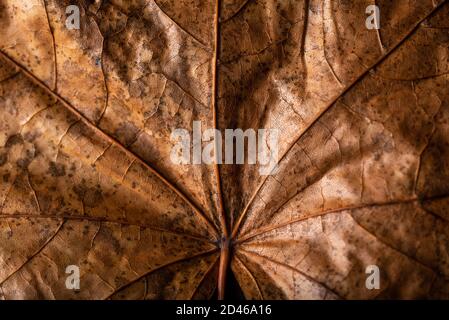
[230,0,449,239]
[105,248,219,299]
[153,0,210,50]
[234,254,264,299]
[238,248,343,299]
[0,49,219,239]
[0,220,65,286]
[0,212,215,244]
[212,0,227,238]
[348,213,440,276]
[189,253,220,299]
[235,193,449,244]
[41,0,57,91]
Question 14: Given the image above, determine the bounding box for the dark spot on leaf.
[5,134,24,147]
[0,153,7,166]
[3,173,10,182]
[48,161,66,177]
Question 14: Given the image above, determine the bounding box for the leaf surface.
[0,0,448,299]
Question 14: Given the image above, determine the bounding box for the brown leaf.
[0,0,448,299]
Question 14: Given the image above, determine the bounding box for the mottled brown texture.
[0,0,448,300]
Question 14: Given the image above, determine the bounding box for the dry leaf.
[0,0,449,300]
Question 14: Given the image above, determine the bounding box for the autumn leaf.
[0,0,448,300]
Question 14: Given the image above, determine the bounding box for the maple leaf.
[0,0,448,299]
